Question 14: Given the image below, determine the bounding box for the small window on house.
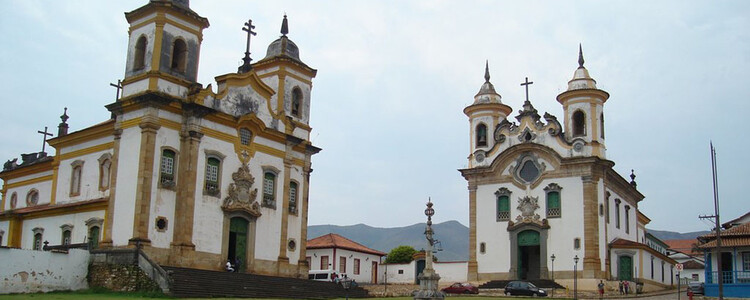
[239,128,252,145]
[134,36,147,70]
[354,258,360,275]
[27,189,39,206]
[605,192,611,224]
[340,257,347,273]
[650,256,654,279]
[10,192,17,209]
[160,149,176,187]
[599,203,604,216]
[205,157,221,195]
[289,181,298,215]
[171,39,187,73]
[574,238,581,250]
[320,255,329,269]
[572,110,586,136]
[0,230,4,246]
[70,160,83,196]
[398,269,404,274]
[263,172,277,208]
[476,123,488,147]
[600,113,605,139]
[480,242,486,254]
[291,87,303,117]
[99,155,112,190]
[662,261,665,282]
[288,239,296,251]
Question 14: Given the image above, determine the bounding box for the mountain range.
[308,221,709,262]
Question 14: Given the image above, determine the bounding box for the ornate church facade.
[460,49,676,289]
[0,0,318,278]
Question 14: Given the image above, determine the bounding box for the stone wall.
[88,264,160,293]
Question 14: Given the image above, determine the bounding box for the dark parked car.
[442,282,479,294]
[504,281,548,297]
[687,282,704,295]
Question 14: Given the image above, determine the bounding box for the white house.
[306,233,386,284]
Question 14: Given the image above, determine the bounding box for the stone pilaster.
[100,128,122,248]
[130,114,160,246]
[467,184,478,281]
[582,175,601,277]
[298,160,312,277]
[276,155,292,275]
[170,128,202,258]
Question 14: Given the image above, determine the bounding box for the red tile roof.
[665,239,702,257]
[682,260,705,270]
[610,238,678,264]
[698,223,750,248]
[307,233,387,256]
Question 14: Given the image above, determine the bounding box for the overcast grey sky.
[1,1,748,233]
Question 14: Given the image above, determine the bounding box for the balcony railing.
[706,271,750,284]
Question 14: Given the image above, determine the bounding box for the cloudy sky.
[1,1,748,233]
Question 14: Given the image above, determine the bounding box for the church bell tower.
[556,45,610,158]
[463,62,512,167]
[120,0,209,100]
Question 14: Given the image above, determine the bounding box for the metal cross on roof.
[520,77,534,102]
[239,19,257,73]
[109,79,122,100]
[37,126,53,153]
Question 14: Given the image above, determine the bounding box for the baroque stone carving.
[222,164,262,217]
[515,196,541,223]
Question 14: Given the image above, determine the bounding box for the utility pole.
[699,142,722,300]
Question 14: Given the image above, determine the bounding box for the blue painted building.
[698,214,750,298]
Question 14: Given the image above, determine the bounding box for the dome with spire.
[473,61,503,104]
[567,44,598,91]
[263,15,301,61]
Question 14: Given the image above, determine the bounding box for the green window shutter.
[498,195,510,220]
[547,191,561,217]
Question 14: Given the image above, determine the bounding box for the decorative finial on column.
[58,107,69,136]
[630,169,637,188]
[280,14,289,36]
[578,43,585,68]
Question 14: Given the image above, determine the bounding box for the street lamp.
[551,254,556,298]
[574,255,579,300]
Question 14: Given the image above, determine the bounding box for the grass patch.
[0,288,167,299]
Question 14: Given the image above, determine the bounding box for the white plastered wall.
[110,123,142,246]
[4,171,53,209]
[20,210,105,249]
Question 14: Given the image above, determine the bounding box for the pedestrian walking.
[619,281,624,295]
[624,280,630,294]
[598,280,605,299]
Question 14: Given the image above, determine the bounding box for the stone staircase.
[479,279,565,289]
[163,266,370,298]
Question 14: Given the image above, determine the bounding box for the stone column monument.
[414,198,445,300]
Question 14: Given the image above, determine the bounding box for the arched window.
[134,35,147,70]
[625,205,631,234]
[62,230,72,245]
[574,238,581,250]
[476,123,488,147]
[615,199,621,229]
[605,192,611,224]
[88,226,100,249]
[99,155,111,190]
[291,87,303,117]
[26,189,39,206]
[160,149,176,187]
[600,113,605,138]
[171,39,187,73]
[263,171,277,208]
[70,160,84,196]
[239,128,252,146]
[289,181,298,214]
[495,188,511,221]
[32,227,44,251]
[10,192,17,209]
[572,110,586,136]
[205,156,221,194]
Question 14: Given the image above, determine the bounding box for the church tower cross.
[520,77,534,102]
[238,19,257,73]
[37,126,53,153]
[109,79,122,100]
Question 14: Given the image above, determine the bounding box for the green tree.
[385,245,417,264]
